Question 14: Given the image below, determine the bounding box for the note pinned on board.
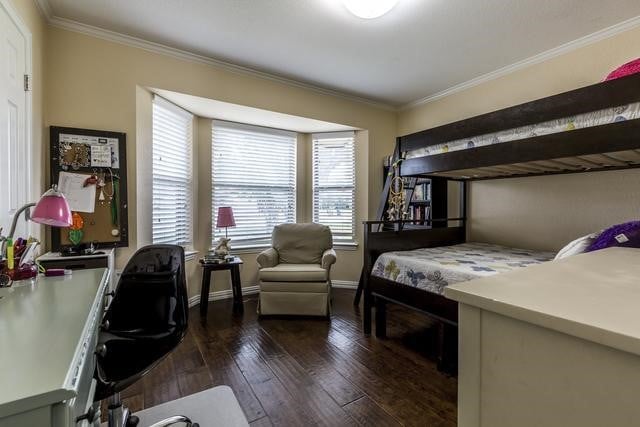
[91,145,112,167]
[58,171,96,213]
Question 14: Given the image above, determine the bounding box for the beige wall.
[398,26,640,251]
[469,170,640,251]
[43,24,394,296]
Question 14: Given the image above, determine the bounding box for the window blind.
[152,96,194,246]
[212,121,296,248]
[312,132,356,244]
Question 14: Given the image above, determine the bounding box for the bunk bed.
[362,72,640,372]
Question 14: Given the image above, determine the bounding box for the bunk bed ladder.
[354,141,418,305]
[374,143,400,232]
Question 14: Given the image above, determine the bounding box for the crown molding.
[34,1,640,112]
[400,14,640,111]
[41,14,396,111]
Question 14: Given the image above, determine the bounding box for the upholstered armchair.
[257,223,337,316]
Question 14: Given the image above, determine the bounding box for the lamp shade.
[31,186,73,227]
[216,207,236,228]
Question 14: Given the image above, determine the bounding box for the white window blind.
[152,96,194,246]
[312,132,356,244]
[212,121,296,248]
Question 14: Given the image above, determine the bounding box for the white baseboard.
[189,281,358,307]
[188,284,260,307]
[331,280,358,289]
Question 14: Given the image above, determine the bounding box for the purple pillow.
[586,221,640,252]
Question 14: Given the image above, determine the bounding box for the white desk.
[0,269,110,426]
[445,247,640,427]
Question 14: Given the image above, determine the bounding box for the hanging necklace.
[103,168,115,205]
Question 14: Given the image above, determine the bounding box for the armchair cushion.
[272,223,333,264]
[321,249,337,270]
[259,263,328,282]
[257,247,279,268]
[260,281,329,293]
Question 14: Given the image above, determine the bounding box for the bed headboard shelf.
[399,72,640,180]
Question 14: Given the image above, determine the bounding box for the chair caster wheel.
[126,415,140,426]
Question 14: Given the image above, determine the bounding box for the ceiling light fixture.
[342,0,399,19]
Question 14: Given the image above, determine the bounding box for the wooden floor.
[116,289,457,426]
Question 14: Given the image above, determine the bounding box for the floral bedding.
[405,102,640,159]
[371,242,554,295]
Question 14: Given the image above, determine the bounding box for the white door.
[0,1,30,238]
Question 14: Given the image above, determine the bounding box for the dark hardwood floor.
[117,289,457,426]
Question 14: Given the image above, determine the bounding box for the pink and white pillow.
[605,58,640,81]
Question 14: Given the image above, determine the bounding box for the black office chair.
[94,245,198,427]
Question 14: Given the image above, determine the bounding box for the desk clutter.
[0,236,39,281]
[201,253,241,264]
[50,126,129,251]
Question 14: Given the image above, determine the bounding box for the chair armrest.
[257,248,279,268]
[321,249,337,270]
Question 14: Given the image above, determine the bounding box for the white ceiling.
[44,0,640,107]
[152,88,357,133]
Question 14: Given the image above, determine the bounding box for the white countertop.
[0,269,109,417]
[445,247,640,356]
[37,248,114,261]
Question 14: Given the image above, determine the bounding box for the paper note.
[91,145,112,167]
[58,171,97,213]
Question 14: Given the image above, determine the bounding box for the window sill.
[185,250,199,261]
[230,245,270,254]
[334,243,359,251]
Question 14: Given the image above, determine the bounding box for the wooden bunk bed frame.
[363,72,640,373]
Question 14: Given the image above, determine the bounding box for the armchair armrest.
[257,248,279,268]
[321,248,337,270]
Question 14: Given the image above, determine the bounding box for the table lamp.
[7,185,73,239]
[1,185,72,279]
[216,207,236,238]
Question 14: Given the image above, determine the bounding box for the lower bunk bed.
[362,223,554,373]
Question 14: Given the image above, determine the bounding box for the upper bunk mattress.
[371,242,554,295]
[405,102,640,159]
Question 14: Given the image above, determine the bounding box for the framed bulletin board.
[50,126,129,250]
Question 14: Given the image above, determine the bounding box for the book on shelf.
[411,180,431,203]
[413,184,425,201]
[405,204,430,222]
